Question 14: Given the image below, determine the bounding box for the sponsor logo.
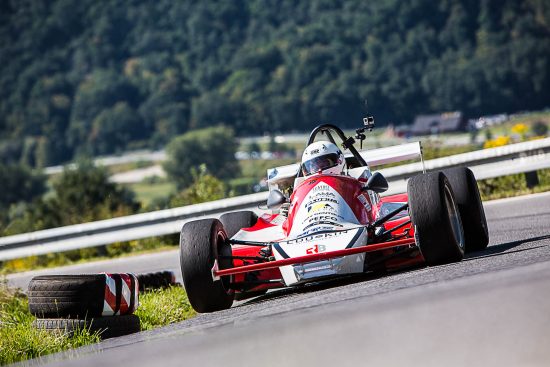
[302,220,343,231]
[268,168,278,180]
[357,194,372,211]
[305,198,338,209]
[307,202,334,213]
[302,264,332,273]
[284,229,351,244]
[306,244,326,254]
[312,191,336,198]
[302,226,334,235]
[312,184,332,192]
[304,214,339,224]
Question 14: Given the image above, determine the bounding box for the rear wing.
[267,141,424,191]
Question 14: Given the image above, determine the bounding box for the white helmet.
[301,141,345,176]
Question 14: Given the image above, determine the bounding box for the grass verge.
[0,281,196,365]
[478,168,550,201]
[135,286,196,330]
[0,280,100,365]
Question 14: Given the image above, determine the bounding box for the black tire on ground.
[219,211,258,238]
[137,271,176,291]
[442,167,489,252]
[407,171,466,265]
[28,275,105,318]
[33,315,141,339]
[180,219,235,313]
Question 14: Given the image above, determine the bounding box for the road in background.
[11,192,550,367]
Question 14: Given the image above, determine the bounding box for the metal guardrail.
[1,138,550,261]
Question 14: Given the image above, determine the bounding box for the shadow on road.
[240,233,550,306]
[240,272,380,306]
[465,234,550,261]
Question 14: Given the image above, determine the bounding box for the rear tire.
[219,211,258,238]
[442,167,489,252]
[179,219,234,313]
[408,172,465,265]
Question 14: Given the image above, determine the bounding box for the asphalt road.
[12,191,550,367]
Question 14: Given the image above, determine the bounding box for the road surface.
[12,191,550,367]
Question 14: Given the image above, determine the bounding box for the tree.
[51,161,140,224]
[89,102,147,155]
[2,0,550,168]
[163,126,240,188]
[2,161,140,235]
[169,165,227,207]
[0,163,46,209]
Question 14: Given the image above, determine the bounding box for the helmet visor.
[302,153,341,175]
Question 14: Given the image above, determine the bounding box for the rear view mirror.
[267,189,288,209]
[364,172,388,193]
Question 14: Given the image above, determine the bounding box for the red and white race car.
[179,121,489,312]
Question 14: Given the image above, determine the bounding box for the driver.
[301,141,345,176]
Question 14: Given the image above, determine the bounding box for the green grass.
[0,281,196,365]
[478,168,550,201]
[135,286,196,330]
[106,160,155,175]
[126,180,176,207]
[0,281,100,365]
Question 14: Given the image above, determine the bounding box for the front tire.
[408,172,465,265]
[179,219,234,313]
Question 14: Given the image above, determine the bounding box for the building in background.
[411,111,467,135]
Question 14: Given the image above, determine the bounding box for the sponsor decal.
[302,220,343,231]
[357,194,372,211]
[268,168,278,180]
[306,244,326,254]
[312,184,332,192]
[284,229,351,244]
[307,202,334,213]
[303,214,340,224]
[305,198,338,208]
[303,264,332,272]
[312,191,336,198]
[302,225,334,235]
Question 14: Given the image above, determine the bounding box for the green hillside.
[1,0,549,166]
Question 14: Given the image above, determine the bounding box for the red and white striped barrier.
[103,273,139,316]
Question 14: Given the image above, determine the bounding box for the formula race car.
[179,119,489,313]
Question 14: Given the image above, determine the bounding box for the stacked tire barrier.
[29,270,178,339]
[29,274,141,339]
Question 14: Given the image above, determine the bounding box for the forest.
[1,0,549,167]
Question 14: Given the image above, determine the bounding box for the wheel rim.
[444,185,465,250]
[216,229,234,295]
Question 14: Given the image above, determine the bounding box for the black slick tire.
[408,172,465,265]
[219,211,258,238]
[28,275,105,318]
[179,218,234,313]
[442,167,489,252]
[33,315,141,339]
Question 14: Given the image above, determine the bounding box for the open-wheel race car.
[179,118,489,313]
